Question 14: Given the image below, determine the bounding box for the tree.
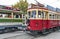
[12,0,28,14]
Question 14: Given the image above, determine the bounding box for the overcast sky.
[0,0,60,8]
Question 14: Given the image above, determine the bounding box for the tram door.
[42,11,48,30]
[38,10,46,30]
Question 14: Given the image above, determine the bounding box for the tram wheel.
[42,29,49,35]
[30,31,38,36]
[49,28,54,33]
[57,27,60,31]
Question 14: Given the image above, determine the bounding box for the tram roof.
[28,4,60,13]
[0,9,21,14]
[28,7,48,10]
[28,7,60,13]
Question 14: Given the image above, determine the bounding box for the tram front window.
[38,11,42,18]
[28,11,31,18]
[31,10,36,18]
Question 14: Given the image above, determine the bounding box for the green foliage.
[12,0,28,14]
[0,19,22,22]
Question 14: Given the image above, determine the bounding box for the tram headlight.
[28,26,30,29]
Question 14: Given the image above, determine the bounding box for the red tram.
[26,4,60,35]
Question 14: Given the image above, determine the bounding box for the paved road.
[34,31,60,39]
[0,31,25,39]
[0,31,60,39]
[4,31,34,39]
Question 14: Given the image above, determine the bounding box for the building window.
[0,14,2,17]
[16,15,19,18]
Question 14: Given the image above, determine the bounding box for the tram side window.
[52,15,54,19]
[57,15,59,19]
[58,15,59,19]
[49,14,51,19]
[56,14,57,19]
[42,12,46,18]
[31,11,36,18]
[58,15,60,19]
[28,11,31,18]
[38,11,42,18]
[49,14,54,19]
[59,15,60,19]
[55,14,56,19]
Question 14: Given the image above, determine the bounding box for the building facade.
[0,5,23,19]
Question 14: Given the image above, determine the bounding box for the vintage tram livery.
[26,4,60,35]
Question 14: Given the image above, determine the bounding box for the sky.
[0,0,60,8]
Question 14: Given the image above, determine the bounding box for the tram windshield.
[28,11,31,18]
[28,10,47,19]
[31,10,36,18]
[38,11,42,18]
[28,10,36,18]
